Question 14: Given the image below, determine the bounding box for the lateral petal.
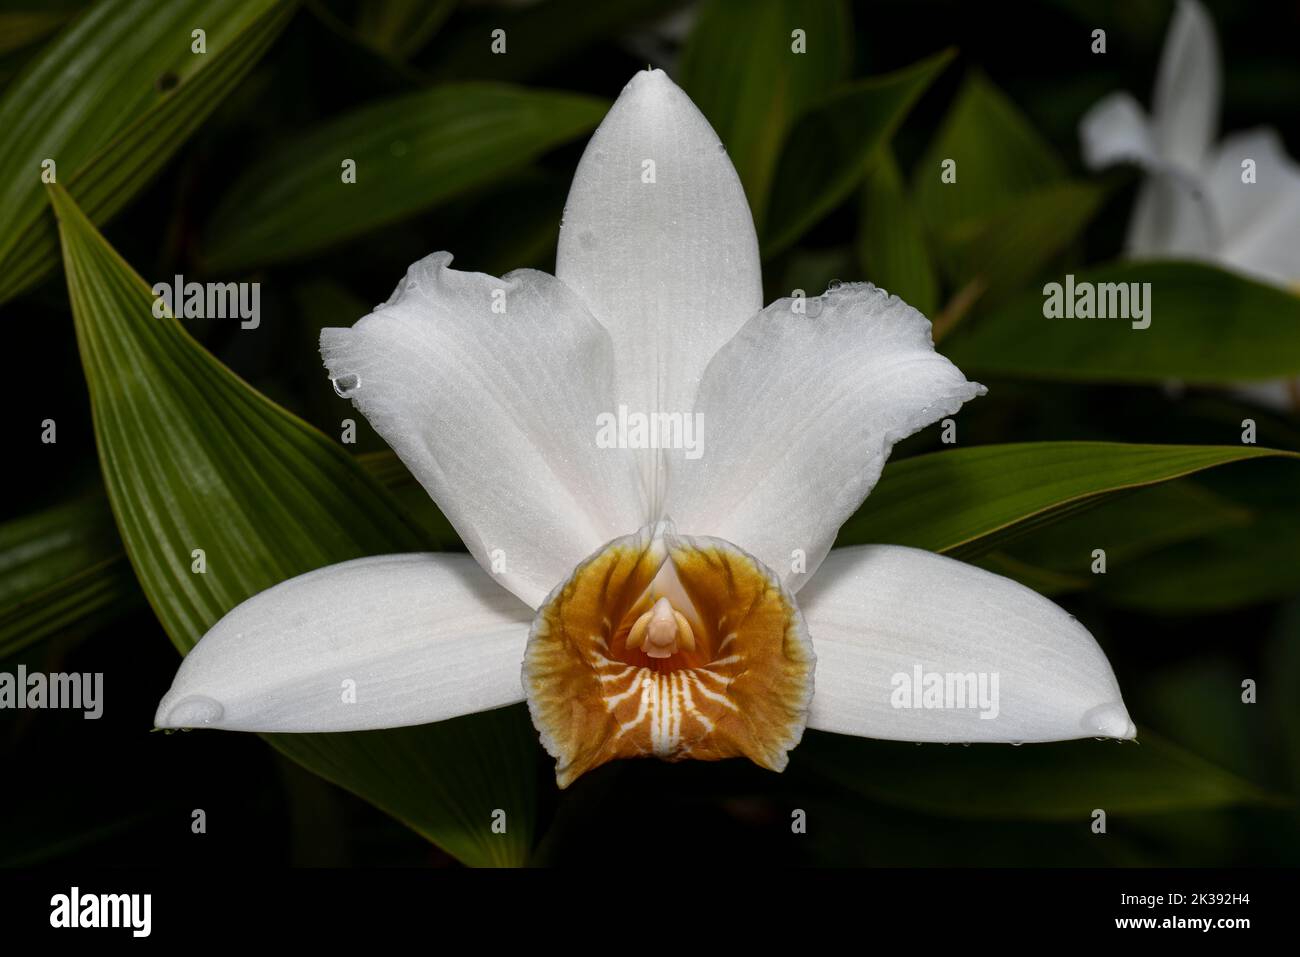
[665,283,983,591]
[321,253,643,608]
[799,545,1135,743]
[154,553,532,732]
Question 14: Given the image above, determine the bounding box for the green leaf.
[358,452,463,549]
[435,168,570,275]
[202,83,607,272]
[836,441,1298,557]
[354,0,456,60]
[1142,659,1287,790]
[995,481,1250,584]
[772,245,854,303]
[51,183,536,867]
[935,179,1106,303]
[762,50,953,257]
[796,729,1286,819]
[0,6,78,56]
[0,497,141,657]
[1105,532,1300,612]
[1099,463,1300,613]
[0,0,294,304]
[913,70,1065,229]
[679,0,850,229]
[908,71,1104,312]
[856,149,939,315]
[0,451,460,657]
[946,261,1300,383]
[970,551,1091,597]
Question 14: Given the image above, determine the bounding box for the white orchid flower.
[156,69,1134,787]
[1080,0,1300,409]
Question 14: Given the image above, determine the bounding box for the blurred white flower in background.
[1081,0,1300,410]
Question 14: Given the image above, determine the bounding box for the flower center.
[523,521,814,787]
[627,596,695,659]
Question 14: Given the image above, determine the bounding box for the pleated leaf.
[201,83,607,271]
[762,50,953,256]
[0,496,140,657]
[913,70,1064,229]
[0,0,294,304]
[679,0,851,229]
[979,480,1250,596]
[837,441,1299,557]
[0,451,457,657]
[946,261,1300,383]
[856,149,939,315]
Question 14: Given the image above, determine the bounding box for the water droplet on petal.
[332,373,361,397]
[827,279,844,291]
[165,695,224,727]
[1082,702,1134,738]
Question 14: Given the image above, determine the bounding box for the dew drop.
[827,279,844,291]
[165,695,224,727]
[1010,741,1024,747]
[332,373,361,397]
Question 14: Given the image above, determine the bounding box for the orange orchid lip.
[523,522,815,788]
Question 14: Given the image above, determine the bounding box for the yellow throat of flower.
[523,522,815,788]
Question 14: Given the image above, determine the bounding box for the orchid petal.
[321,253,643,608]
[1079,92,1157,171]
[665,283,983,591]
[1125,173,1219,258]
[154,554,532,732]
[1079,92,1216,258]
[799,545,1135,743]
[1205,128,1300,285]
[556,68,762,500]
[1151,0,1220,170]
